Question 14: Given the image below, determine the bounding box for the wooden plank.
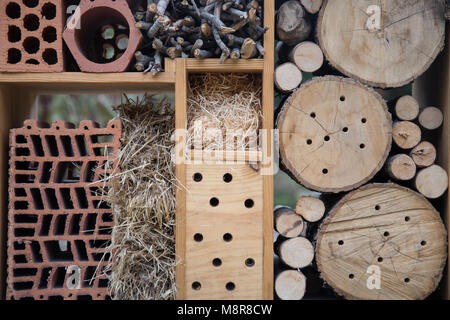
[188,150,262,162]
[175,59,188,300]
[262,0,275,300]
[185,163,263,299]
[186,59,264,72]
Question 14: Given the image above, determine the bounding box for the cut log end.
[419,107,443,130]
[276,0,312,46]
[289,41,324,73]
[395,95,420,121]
[415,165,449,199]
[278,237,314,269]
[275,270,306,300]
[410,141,437,168]
[300,0,323,14]
[393,121,422,149]
[386,154,416,181]
[295,196,325,222]
[274,63,303,93]
[274,207,305,238]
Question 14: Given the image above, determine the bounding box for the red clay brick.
[7,119,121,300]
[0,0,64,72]
[63,0,143,72]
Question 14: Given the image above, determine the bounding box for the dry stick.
[419,107,443,130]
[146,2,157,22]
[277,0,311,46]
[275,269,306,300]
[386,154,416,181]
[115,34,129,51]
[289,41,324,73]
[240,38,257,59]
[410,141,437,168]
[151,50,162,74]
[102,43,115,60]
[157,0,170,15]
[415,164,449,199]
[101,25,115,40]
[276,237,314,269]
[395,95,420,121]
[274,62,303,93]
[190,39,204,56]
[136,21,152,30]
[300,0,323,14]
[194,48,213,58]
[392,121,422,149]
[213,2,230,63]
[230,47,240,59]
[226,34,245,47]
[295,196,325,223]
[152,38,168,55]
[274,206,305,238]
[134,51,152,71]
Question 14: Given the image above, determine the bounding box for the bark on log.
[276,236,314,269]
[295,196,325,222]
[392,121,422,149]
[274,206,305,238]
[415,164,449,199]
[276,1,312,46]
[300,0,323,14]
[316,183,447,300]
[395,95,420,121]
[410,141,437,168]
[289,41,324,73]
[274,62,303,93]
[418,107,444,130]
[275,269,307,300]
[277,76,392,193]
[386,154,416,181]
[317,0,447,88]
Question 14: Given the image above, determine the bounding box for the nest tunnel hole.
[31,188,44,209]
[23,0,39,8]
[44,240,74,262]
[23,36,40,54]
[6,2,21,19]
[41,2,56,19]
[8,48,22,64]
[42,48,58,65]
[24,14,40,31]
[38,267,52,289]
[8,25,21,42]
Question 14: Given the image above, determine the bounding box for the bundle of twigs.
[104,94,177,300]
[133,0,267,73]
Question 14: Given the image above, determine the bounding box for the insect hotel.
[0,0,449,301]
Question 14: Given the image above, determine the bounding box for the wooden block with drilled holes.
[185,163,263,299]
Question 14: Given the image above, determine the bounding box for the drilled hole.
[223,233,232,242]
[343,127,348,132]
[404,278,410,283]
[8,48,21,64]
[26,59,39,65]
[245,258,255,267]
[6,2,21,19]
[244,199,254,208]
[310,112,316,118]
[324,136,330,142]
[193,172,202,182]
[42,26,57,43]
[338,240,344,245]
[223,173,232,183]
[378,257,383,263]
[23,0,39,7]
[8,25,21,42]
[24,14,39,31]
[421,240,427,246]
[360,144,366,149]
[349,274,354,279]
[322,168,328,174]
[41,2,56,19]
[405,216,410,222]
[42,48,57,65]
[193,233,203,242]
[23,36,40,54]
[226,282,235,291]
[212,258,222,267]
[192,281,201,290]
[361,118,367,124]
[340,96,345,101]
[210,197,219,207]
[306,139,312,145]
[384,231,390,237]
[375,205,380,211]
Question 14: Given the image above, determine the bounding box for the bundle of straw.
[187,73,263,151]
[104,94,177,300]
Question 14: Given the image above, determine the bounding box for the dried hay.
[103,94,177,300]
[187,73,263,151]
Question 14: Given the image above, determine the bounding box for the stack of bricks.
[0,0,64,72]
[7,119,121,300]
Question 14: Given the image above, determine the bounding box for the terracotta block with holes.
[63,0,143,72]
[0,0,64,72]
[7,119,121,300]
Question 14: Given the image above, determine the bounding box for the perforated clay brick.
[0,0,64,72]
[7,119,121,300]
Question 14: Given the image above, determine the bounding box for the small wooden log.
[392,121,421,149]
[102,43,115,60]
[289,41,324,73]
[395,95,420,121]
[300,0,323,14]
[295,196,325,222]
[316,183,447,300]
[418,107,444,130]
[276,0,312,46]
[317,0,447,88]
[101,25,115,40]
[240,38,257,59]
[386,154,416,181]
[274,206,305,238]
[274,62,303,93]
[277,76,392,193]
[115,34,129,51]
[276,237,314,269]
[410,142,437,168]
[275,270,306,300]
[415,164,449,199]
